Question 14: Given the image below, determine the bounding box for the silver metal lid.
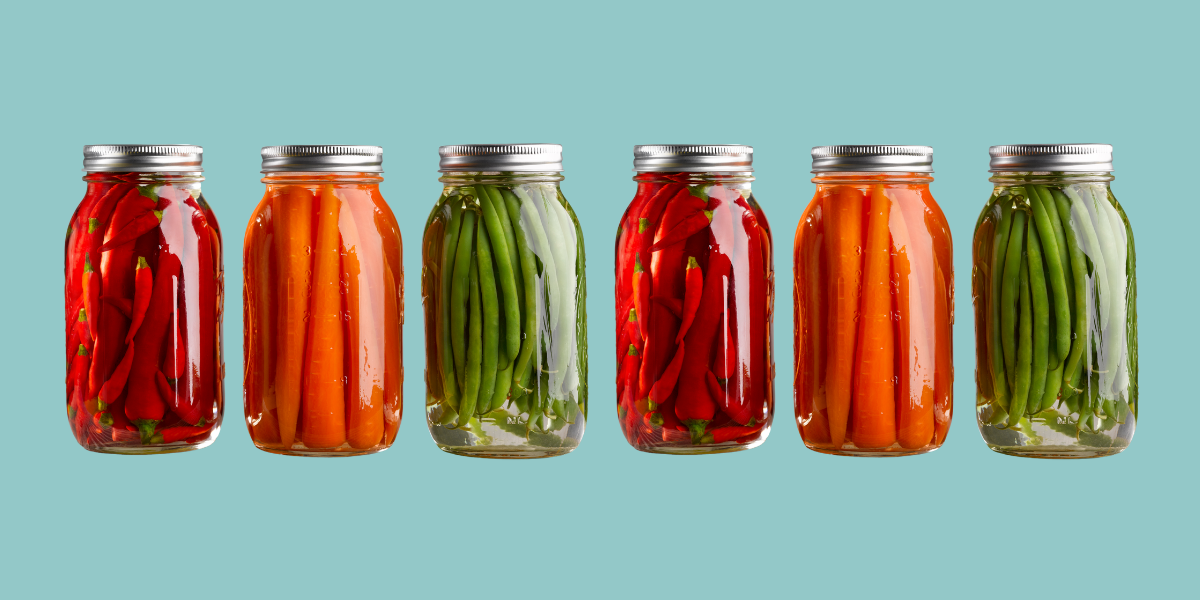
[811,145,933,173]
[261,145,383,173]
[439,144,563,172]
[633,145,753,172]
[989,144,1113,172]
[83,145,203,172]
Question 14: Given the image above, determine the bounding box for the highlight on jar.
[794,146,953,456]
[973,144,1136,458]
[616,145,774,454]
[65,145,224,454]
[244,146,403,456]
[422,144,586,458]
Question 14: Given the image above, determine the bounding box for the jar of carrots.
[423,144,587,458]
[244,146,403,456]
[794,146,952,456]
[973,144,1136,458]
[616,145,774,454]
[65,145,224,453]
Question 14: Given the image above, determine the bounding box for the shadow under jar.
[65,145,224,454]
[794,146,953,456]
[244,146,403,456]
[615,145,774,454]
[974,144,1136,458]
[423,144,586,458]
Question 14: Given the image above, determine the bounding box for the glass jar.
[973,144,1136,458]
[423,144,586,458]
[64,145,224,453]
[615,145,774,454]
[794,146,953,456]
[244,146,403,456]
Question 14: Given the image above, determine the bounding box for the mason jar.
[64,145,224,453]
[615,145,774,454]
[794,146,954,456]
[423,144,586,458]
[244,146,403,456]
[974,144,1136,458]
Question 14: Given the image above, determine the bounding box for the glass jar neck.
[634,171,754,185]
[989,171,1113,186]
[262,171,382,185]
[811,171,932,185]
[84,171,203,185]
[439,171,563,185]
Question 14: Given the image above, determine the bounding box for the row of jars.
[63,143,1136,459]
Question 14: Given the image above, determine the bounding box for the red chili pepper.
[125,257,152,343]
[97,209,163,252]
[632,254,650,341]
[67,344,89,399]
[649,210,714,252]
[88,183,133,234]
[98,340,135,408]
[700,424,763,444]
[150,423,213,444]
[637,184,684,238]
[74,308,92,352]
[650,190,707,248]
[705,371,724,406]
[676,256,702,342]
[617,344,639,385]
[615,298,635,364]
[651,295,682,319]
[125,252,180,443]
[617,180,659,312]
[174,197,215,426]
[649,340,685,407]
[624,307,642,353]
[155,371,173,408]
[82,254,100,340]
[711,313,735,379]
[164,302,185,381]
[674,251,731,441]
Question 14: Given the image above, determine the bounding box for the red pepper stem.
[685,419,709,444]
[134,419,158,445]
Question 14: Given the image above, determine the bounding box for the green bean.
[1051,188,1089,402]
[478,185,522,361]
[1029,185,1072,362]
[500,188,540,400]
[540,184,578,396]
[1065,187,1111,335]
[451,208,479,387]
[1040,347,1064,413]
[458,258,483,427]
[488,345,513,415]
[989,198,1014,409]
[1009,259,1033,428]
[476,218,500,414]
[439,201,464,410]
[1093,186,1129,397]
[1000,209,1028,388]
[513,186,560,327]
[1025,220,1050,413]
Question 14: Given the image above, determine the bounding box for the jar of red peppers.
[973,145,1136,458]
[794,146,953,456]
[64,145,224,453]
[615,145,774,454]
[244,146,403,456]
[423,144,587,458]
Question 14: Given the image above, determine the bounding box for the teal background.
[1,0,1194,596]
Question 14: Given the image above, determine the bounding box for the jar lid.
[261,145,383,173]
[811,145,933,173]
[633,145,753,172]
[83,145,203,172]
[989,144,1113,172]
[439,144,563,172]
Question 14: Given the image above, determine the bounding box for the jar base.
[804,445,939,457]
[633,444,751,455]
[253,443,388,457]
[436,444,577,459]
[986,444,1127,459]
[85,441,210,455]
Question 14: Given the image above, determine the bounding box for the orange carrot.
[890,198,935,449]
[382,260,401,445]
[245,200,279,444]
[301,186,347,449]
[824,186,864,447]
[273,186,314,448]
[851,185,897,449]
[795,194,830,444]
[341,195,385,450]
[933,256,952,445]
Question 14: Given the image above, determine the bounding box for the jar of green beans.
[972,144,1136,458]
[422,144,586,458]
